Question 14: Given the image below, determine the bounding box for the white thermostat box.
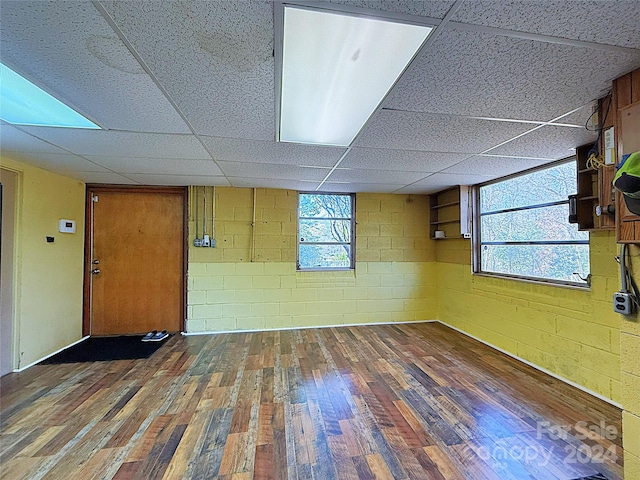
[58,219,76,233]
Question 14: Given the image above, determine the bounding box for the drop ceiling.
[1,0,639,194]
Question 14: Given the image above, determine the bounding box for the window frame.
[297,192,356,271]
[472,157,590,288]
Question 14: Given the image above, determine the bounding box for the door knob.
[91,269,101,275]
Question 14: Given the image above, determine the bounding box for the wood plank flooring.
[0,323,623,479]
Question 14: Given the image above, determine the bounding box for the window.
[475,159,590,286]
[298,193,355,270]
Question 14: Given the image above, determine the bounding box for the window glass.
[480,162,577,212]
[298,193,354,269]
[481,204,586,243]
[477,160,590,285]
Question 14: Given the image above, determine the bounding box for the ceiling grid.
[1,0,639,192]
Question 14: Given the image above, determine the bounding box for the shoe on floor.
[149,330,169,342]
[141,330,157,342]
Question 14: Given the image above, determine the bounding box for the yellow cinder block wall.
[186,187,437,332]
[436,232,621,403]
[187,186,627,408]
[1,157,85,368]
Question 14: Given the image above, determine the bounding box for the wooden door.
[86,187,185,336]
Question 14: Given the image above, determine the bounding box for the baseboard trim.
[181,319,438,336]
[14,335,90,372]
[436,320,622,409]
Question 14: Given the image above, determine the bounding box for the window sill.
[472,272,590,291]
[296,267,354,272]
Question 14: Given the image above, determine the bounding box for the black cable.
[615,250,640,308]
[586,92,612,158]
[625,247,640,307]
[585,91,612,132]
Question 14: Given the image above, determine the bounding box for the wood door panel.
[91,190,184,335]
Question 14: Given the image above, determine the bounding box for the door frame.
[0,167,21,375]
[82,185,188,336]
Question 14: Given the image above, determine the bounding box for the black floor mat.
[571,474,608,480]
[41,335,169,364]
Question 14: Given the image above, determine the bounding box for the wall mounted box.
[58,219,76,233]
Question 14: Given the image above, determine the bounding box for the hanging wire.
[585,92,612,170]
[615,246,640,308]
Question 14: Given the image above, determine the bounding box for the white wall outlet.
[613,291,633,315]
[58,219,76,233]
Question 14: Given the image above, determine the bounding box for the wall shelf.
[430,219,460,225]
[431,235,464,240]
[430,201,460,209]
[575,139,615,232]
[429,186,471,240]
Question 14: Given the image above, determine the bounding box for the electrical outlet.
[613,291,633,315]
[210,238,216,247]
[194,238,203,247]
[203,234,210,247]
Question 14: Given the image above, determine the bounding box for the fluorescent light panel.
[279,6,431,147]
[0,63,99,129]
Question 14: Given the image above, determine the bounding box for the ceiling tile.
[384,29,640,121]
[451,0,640,49]
[124,174,229,186]
[228,177,320,191]
[488,125,597,159]
[20,127,210,159]
[4,1,639,196]
[326,0,456,19]
[0,1,190,133]
[342,147,467,172]
[355,110,532,153]
[201,137,346,167]
[217,162,329,181]
[320,183,407,193]
[100,0,276,140]
[395,172,494,194]
[3,152,111,173]
[327,168,428,184]
[86,156,223,175]
[441,155,554,178]
[553,103,599,128]
[0,124,69,154]
[62,171,138,184]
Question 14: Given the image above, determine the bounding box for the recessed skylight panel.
[0,63,99,129]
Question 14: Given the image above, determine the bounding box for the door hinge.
[92,194,99,203]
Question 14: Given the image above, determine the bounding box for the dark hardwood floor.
[0,322,623,479]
